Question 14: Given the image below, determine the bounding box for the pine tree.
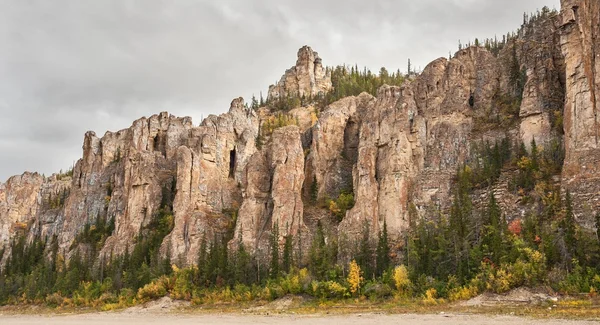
[449,166,473,282]
[251,95,259,110]
[356,221,373,280]
[562,190,577,264]
[231,226,253,286]
[375,220,390,276]
[500,137,511,163]
[595,212,600,243]
[309,221,327,279]
[530,138,539,171]
[282,233,293,274]
[518,141,528,159]
[269,223,280,279]
[482,193,504,264]
[196,233,207,285]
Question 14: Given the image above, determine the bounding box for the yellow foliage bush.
[486,268,513,293]
[448,285,478,301]
[261,113,299,137]
[393,265,411,296]
[347,260,363,296]
[280,273,302,294]
[509,247,546,286]
[314,281,347,299]
[137,276,170,301]
[422,288,438,305]
[171,267,195,300]
[298,268,312,289]
[328,200,341,216]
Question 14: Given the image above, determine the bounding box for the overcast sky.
[0,0,560,182]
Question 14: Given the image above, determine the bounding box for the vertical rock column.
[560,0,600,220]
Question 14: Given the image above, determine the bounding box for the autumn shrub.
[279,270,303,295]
[363,282,393,299]
[328,191,354,221]
[478,262,513,294]
[136,276,170,301]
[347,260,363,296]
[72,280,113,306]
[509,247,547,287]
[171,266,195,300]
[45,292,66,307]
[393,265,412,297]
[312,280,348,299]
[447,285,479,302]
[262,280,286,300]
[556,259,598,294]
[421,288,438,305]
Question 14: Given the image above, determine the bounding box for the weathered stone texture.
[268,46,332,101]
[560,0,600,219]
[1,1,599,266]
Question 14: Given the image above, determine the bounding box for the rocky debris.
[121,296,191,313]
[560,0,600,220]
[246,294,309,312]
[268,46,332,101]
[463,287,555,306]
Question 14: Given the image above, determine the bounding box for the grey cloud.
[0,0,559,181]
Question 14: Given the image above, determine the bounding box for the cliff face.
[1,100,259,264]
[1,2,599,266]
[560,0,600,224]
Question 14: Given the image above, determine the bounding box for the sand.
[0,312,597,325]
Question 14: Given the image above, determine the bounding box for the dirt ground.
[0,312,598,325]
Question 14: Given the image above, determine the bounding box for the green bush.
[136,276,170,301]
[311,280,348,299]
[328,191,354,221]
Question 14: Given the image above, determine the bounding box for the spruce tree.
[197,233,207,285]
[595,212,600,243]
[356,221,373,280]
[269,223,280,279]
[530,138,539,171]
[251,95,259,110]
[309,221,327,279]
[562,190,577,265]
[376,220,390,276]
[449,166,473,282]
[282,233,293,274]
[482,193,504,264]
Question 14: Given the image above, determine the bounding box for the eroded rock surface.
[268,46,332,101]
[560,0,600,222]
[0,1,598,267]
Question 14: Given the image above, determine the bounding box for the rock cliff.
[1,1,599,267]
[560,0,600,225]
